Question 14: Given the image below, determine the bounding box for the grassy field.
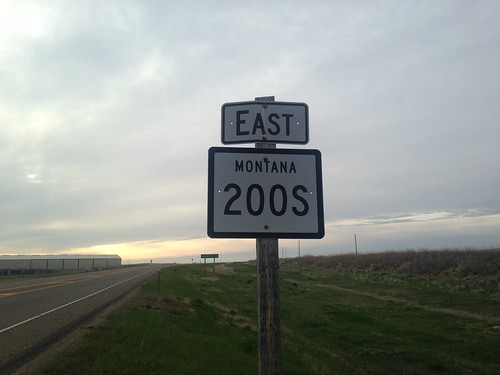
[43,249,499,374]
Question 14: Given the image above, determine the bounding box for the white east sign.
[208,147,324,239]
[221,101,309,144]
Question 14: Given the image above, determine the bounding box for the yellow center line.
[0,269,153,334]
[1,277,94,293]
[0,269,128,297]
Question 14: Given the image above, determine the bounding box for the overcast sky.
[1,0,499,263]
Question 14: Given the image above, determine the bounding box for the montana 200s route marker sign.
[207,147,324,239]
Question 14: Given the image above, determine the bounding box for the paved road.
[0,266,158,371]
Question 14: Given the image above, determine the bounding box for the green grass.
[43,252,499,374]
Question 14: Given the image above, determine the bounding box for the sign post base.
[256,238,281,375]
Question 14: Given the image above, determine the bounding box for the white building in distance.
[0,254,121,273]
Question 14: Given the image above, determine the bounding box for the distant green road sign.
[201,254,219,259]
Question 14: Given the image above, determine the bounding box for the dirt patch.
[215,264,235,274]
[200,264,234,281]
[201,276,219,281]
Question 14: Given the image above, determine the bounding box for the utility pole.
[355,234,358,255]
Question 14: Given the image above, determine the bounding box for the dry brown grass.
[290,248,500,277]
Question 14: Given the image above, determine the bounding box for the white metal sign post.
[208,96,324,375]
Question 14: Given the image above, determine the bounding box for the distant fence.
[0,256,121,275]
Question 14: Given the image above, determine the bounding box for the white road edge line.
[0,270,152,334]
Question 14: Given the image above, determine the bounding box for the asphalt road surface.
[0,266,158,372]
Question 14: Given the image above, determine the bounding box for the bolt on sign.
[221,101,309,144]
[207,147,324,239]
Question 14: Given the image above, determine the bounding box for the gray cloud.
[1,1,499,258]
